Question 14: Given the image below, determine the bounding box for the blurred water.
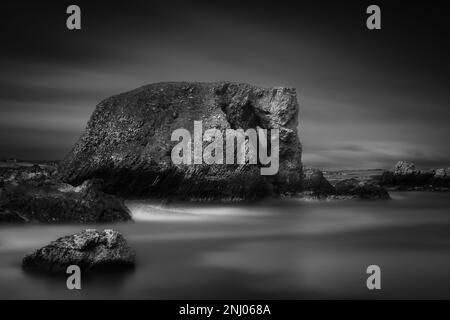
[1,192,450,299]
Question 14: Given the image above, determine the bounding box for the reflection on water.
[1,192,450,299]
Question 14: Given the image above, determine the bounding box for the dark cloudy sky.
[1,1,449,169]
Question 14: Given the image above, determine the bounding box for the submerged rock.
[23,229,135,273]
[302,168,335,196]
[334,178,390,200]
[1,179,131,223]
[58,82,303,201]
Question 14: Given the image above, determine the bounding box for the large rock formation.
[59,82,302,201]
[23,229,135,273]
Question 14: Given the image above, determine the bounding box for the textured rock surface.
[23,229,135,273]
[0,162,58,185]
[59,82,302,201]
[334,178,390,200]
[302,168,335,196]
[392,161,418,175]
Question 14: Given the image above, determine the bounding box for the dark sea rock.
[334,178,390,200]
[379,171,435,190]
[379,161,450,191]
[1,179,131,223]
[0,161,131,223]
[23,229,135,273]
[58,82,303,201]
[302,168,335,196]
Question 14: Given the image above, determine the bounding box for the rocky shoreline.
[378,161,450,191]
[299,160,450,201]
[2,159,449,223]
[1,158,447,275]
[299,168,390,200]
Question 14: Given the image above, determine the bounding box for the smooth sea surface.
[1,192,450,299]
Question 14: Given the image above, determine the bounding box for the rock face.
[59,82,302,201]
[334,178,390,200]
[1,178,131,223]
[23,229,135,273]
[302,168,335,196]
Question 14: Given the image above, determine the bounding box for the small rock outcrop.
[302,168,335,196]
[392,161,419,175]
[434,168,450,178]
[334,178,390,200]
[0,162,58,185]
[379,161,450,191]
[58,82,303,201]
[22,229,135,273]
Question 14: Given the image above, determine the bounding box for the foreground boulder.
[334,178,390,200]
[58,82,303,201]
[23,229,135,273]
[1,179,131,223]
[302,168,335,196]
